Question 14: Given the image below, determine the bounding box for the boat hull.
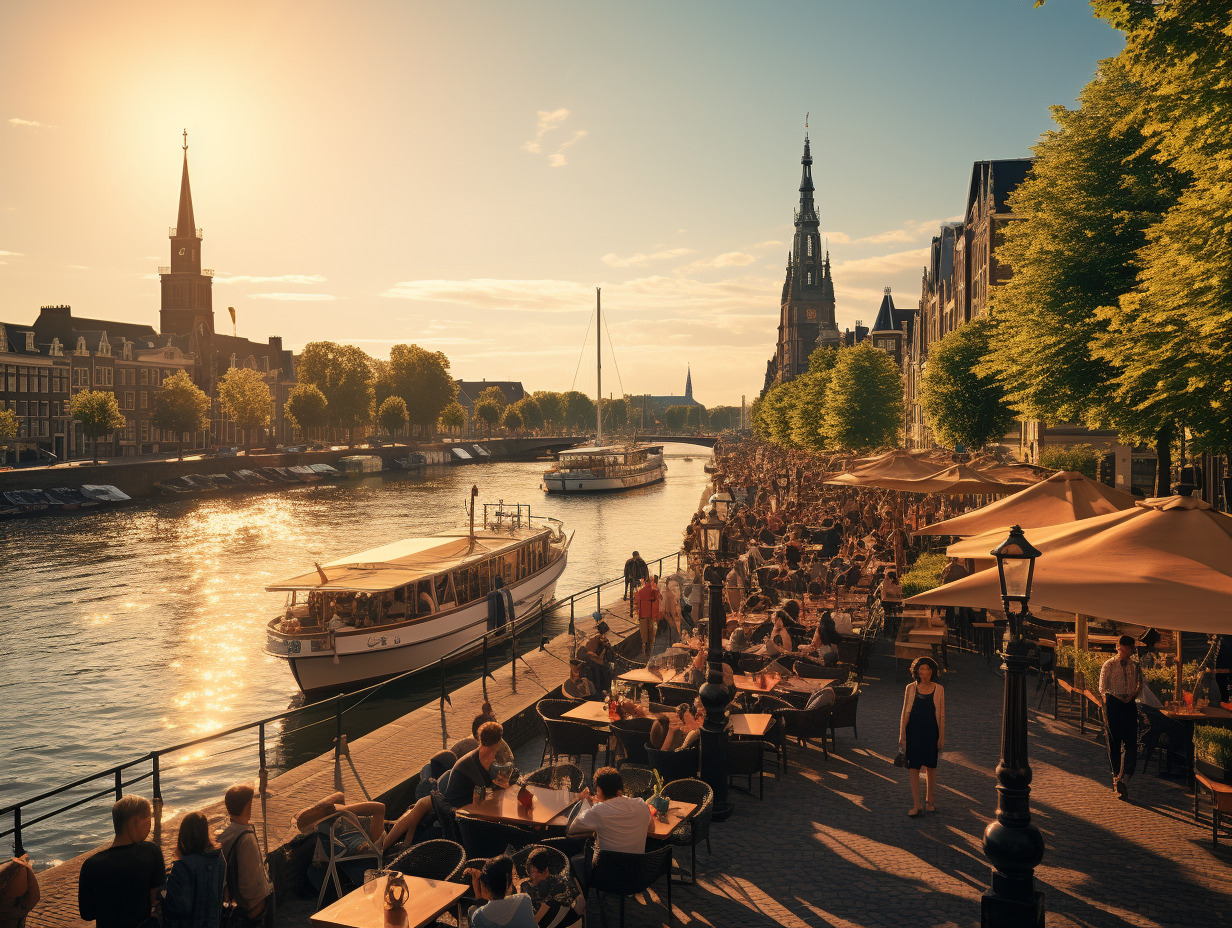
[542,459,667,494]
[271,547,568,693]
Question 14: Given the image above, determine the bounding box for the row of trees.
[918,1,1231,489]
[752,343,905,452]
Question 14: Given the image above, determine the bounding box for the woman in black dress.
[898,656,945,817]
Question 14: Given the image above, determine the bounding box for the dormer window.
[76,336,87,355]
[25,332,35,351]
[122,342,133,360]
[50,338,62,357]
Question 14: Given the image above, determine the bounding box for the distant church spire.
[685,365,693,401]
[797,133,817,224]
[176,129,196,237]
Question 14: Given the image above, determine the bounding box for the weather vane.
[805,111,809,131]
[182,128,188,152]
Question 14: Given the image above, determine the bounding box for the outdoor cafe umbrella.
[916,470,1135,537]
[829,463,1021,495]
[907,495,1232,636]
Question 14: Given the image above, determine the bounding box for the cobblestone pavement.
[508,642,1232,928]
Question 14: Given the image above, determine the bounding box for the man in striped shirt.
[1098,635,1143,801]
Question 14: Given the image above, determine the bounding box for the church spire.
[176,129,196,237]
[797,134,817,224]
[685,365,693,401]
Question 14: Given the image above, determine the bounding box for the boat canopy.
[266,527,548,593]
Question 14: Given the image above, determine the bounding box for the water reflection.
[1,446,708,861]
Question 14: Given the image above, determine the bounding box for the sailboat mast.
[595,287,603,445]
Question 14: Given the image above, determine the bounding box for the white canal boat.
[264,501,570,693]
[543,287,668,494]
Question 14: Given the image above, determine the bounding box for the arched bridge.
[635,434,719,448]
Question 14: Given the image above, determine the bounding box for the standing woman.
[898,656,945,817]
[162,811,225,928]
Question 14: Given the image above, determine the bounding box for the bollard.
[569,597,575,636]
[440,658,451,707]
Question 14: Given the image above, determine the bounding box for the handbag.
[893,751,907,768]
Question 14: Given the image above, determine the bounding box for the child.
[464,857,536,928]
[519,850,580,927]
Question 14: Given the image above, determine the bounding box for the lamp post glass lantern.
[698,511,734,822]
[981,524,1045,928]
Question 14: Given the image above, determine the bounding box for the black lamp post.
[982,524,1045,928]
[698,507,734,821]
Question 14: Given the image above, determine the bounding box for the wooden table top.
[733,673,780,693]
[618,667,685,685]
[310,873,467,928]
[456,784,579,827]
[553,799,698,838]
[563,701,615,725]
[1162,706,1232,722]
[729,713,774,737]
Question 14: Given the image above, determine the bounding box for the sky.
[0,1,1123,407]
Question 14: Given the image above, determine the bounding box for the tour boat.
[542,287,667,494]
[264,500,571,693]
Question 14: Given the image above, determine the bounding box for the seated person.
[219,785,275,923]
[566,767,653,891]
[380,722,511,852]
[464,857,536,928]
[563,658,596,699]
[728,624,751,652]
[519,848,581,927]
[294,791,385,894]
[677,701,704,751]
[765,614,793,657]
[0,855,39,928]
[800,612,842,667]
[471,702,515,766]
[415,750,457,801]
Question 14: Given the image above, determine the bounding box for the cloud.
[0,250,23,256]
[750,240,782,249]
[523,109,586,166]
[833,246,931,279]
[852,217,962,246]
[8,118,50,128]
[247,292,337,301]
[522,108,570,154]
[67,264,89,270]
[675,251,757,274]
[601,248,696,268]
[215,273,327,285]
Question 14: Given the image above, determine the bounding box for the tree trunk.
[1155,420,1175,497]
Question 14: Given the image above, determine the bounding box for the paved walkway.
[514,643,1232,928]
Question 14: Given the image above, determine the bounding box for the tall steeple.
[685,365,693,401]
[797,134,818,226]
[160,131,214,340]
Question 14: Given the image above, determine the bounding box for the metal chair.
[588,842,674,928]
[656,682,699,706]
[726,739,770,800]
[387,838,466,882]
[429,790,461,844]
[309,810,383,909]
[611,718,655,768]
[537,698,585,764]
[525,761,586,791]
[646,745,699,783]
[455,815,539,859]
[616,764,656,800]
[771,701,833,760]
[660,777,713,884]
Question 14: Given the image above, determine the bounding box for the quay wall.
[25,598,647,928]
[0,437,577,499]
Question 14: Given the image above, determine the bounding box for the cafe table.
[549,798,698,839]
[733,673,780,694]
[563,701,615,726]
[728,713,774,737]
[310,873,467,928]
[455,784,579,827]
[1160,705,1232,785]
[618,666,685,685]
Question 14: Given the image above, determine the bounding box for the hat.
[597,621,610,634]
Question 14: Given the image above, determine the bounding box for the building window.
[806,272,813,285]
[39,370,48,393]
[125,391,134,410]
[5,367,14,391]
[40,401,48,418]
[18,369,27,392]
[25,332,35,351]
[17,401,27,416]
[76,336,87,355]
[94,367,103,386]
[807,237,813,258]
[106,368,113,387]
[139,391,147,409]
[140,368,148,385]
[140,421,148,442]
[151,369,160,386]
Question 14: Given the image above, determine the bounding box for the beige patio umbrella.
[907,496,1232,636]
[978,463,1050,486]
[917,471,1135,537]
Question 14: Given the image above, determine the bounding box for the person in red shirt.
[634,577,661,656]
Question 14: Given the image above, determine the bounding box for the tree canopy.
[500,405,523,433]
[152,370,212,459]
[218,367,272,449]
[70,390,126,463]
[297,341,375,440]
[562,391,596,432]
[377,395,409,437]
[920,318,1015,451]
[821,344,904,451]
[439,400,466,435]
[284,383,329,438]
[475,399,500,435]
[532,391,564,432]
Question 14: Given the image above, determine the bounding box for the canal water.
[1,445,710,864]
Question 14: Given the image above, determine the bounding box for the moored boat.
[264,500,571,693]
[542,444,667,493]
[337,455,383,477]
[80,484,131,504]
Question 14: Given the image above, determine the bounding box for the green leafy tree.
[664,405,690,432]
[706,405,741,432]
[218,367,272,451]
[562,391,597,433]
[284,383,329,440]
[475,399,500,436]
[532,391,565,433]
[377,395,409,438]
[601,397,628,433]
[980,57,1183,485]
[0,407,18,464]
[71,389,126,464]
[152,370,211,460]
[788,347,839,451]
[749,394,767,439]
[297,342,376,444]
[515,397,544,433]
[756,380,799,447]
[1039,443,1104,479]
[386,345,457,437]
[821,343,904,451]
[475,385,509,414]
[919,318,1015,451]
[501,405,523,435]
[438,400,466,436]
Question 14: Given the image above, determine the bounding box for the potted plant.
[1194,725,1232,783]
[646,770,669,819]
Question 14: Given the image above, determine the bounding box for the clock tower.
[159,132,215,342]
[767,133,838,391]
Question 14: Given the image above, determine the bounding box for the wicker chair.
[646,745,699,783]
[510,843,573,886]
[387,838,466,882]
[739,655,770,674]
[525,762,586,791]
[429,790,461,844]
[588,842,674,928]
[543,717,608,775]
[656,682,699,706]
[771,701,833,760]
[537,697,584,721]
[829,688,861,743]
[611,718,655,768]
[726,739,770,800]
[617,764,656,800]
[660,777,713,884]
[455,815,538,859]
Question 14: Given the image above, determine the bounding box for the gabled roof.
[966,159,1033,219]
[0,321,41,355]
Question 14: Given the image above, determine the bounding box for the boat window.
[517,545,528,581]
[478,559,492,597]
[452,568,473,606]
[436,573,456,607]
[469,567,481,602]
[417,579,437,615]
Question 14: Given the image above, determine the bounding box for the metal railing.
[1,548,683,859]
